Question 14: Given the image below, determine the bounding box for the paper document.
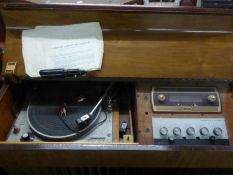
[22,22,103,77]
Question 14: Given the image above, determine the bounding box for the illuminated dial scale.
[151,87,221,112]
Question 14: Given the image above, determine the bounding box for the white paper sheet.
[22,22,103,77]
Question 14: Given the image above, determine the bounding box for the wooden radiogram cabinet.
[1,0,233,168]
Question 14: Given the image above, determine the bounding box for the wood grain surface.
[3,30,233,79]
[2,10,233,79]
[4,1,233,15]
[3,10,233,31]
[112,109,120,142]
[0,11,5,43]
[0,143,233,167]
[0,85,15,141]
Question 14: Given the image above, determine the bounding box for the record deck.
[7,83,114,142]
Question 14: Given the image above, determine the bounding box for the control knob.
[13,127,20,134]
[200,127,209,136]
[173,127,181,136]
[160,127,168,136]
[213,127,222,136]
[158,94,166,102]
[209,136,216,143]
[168,136,175,143]
[186,127,195,136]
[208,95,216,103]
[20,133,34,142]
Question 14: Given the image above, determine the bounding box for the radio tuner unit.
[151,87,221,113]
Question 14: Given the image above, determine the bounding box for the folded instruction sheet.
[22,22,103,77]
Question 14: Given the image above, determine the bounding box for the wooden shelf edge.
[3,2,233,16]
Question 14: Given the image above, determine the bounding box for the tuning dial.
[213,127,222,136]
[160,127,168,136]
[158,94,166,102]
[200,127,209,136]
[173,127,181,136]
[186,127,195,136]
[208,95,216,103]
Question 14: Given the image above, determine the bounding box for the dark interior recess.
[2,167,233,175]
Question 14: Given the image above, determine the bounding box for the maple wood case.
[1,1,233,168]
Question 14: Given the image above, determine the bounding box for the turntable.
[7,83,114,142]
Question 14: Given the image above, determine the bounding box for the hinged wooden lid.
[1,3,233,79]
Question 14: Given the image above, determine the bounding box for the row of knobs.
[160,127,222,137]
[158,94,216,103]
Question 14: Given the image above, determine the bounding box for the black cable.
[58,114,81,133]
[92,111,108,129]
[58,83,113,135]
[58,110,108,134]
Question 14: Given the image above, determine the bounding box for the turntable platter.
[25,84,104,141]
[27,104,101,141]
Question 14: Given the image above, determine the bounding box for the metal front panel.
[7,106,113,143]
[152,117,228,145]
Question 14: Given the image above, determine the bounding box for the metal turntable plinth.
[7,83,114,142]
[7,105,112,142]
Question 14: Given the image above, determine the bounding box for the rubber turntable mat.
[29,105,101,138]
[27,84,103,140]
